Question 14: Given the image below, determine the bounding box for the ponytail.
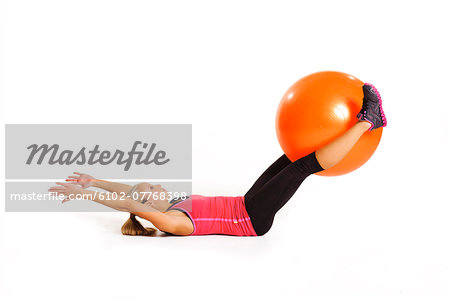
[121,213,156,236]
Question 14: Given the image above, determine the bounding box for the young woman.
[49,83,387,237]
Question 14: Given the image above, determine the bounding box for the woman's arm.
[66,172,133,194]
[49,182,131,211]
[48,183,193,235]
[92,180,133,194]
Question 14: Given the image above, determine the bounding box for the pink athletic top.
[168,195,257,236]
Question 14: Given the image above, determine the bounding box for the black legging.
[244,152,324,236]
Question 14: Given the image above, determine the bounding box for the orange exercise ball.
[275,71,383,176]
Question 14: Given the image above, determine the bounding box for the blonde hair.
[121,213,156,236]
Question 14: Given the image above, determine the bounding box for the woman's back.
[168,195,257,236]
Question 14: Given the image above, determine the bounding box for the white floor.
[2,162,449,299]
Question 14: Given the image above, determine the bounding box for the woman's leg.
[315,120,371,169]
[245,152,324,235]
[244,154,292,199]
[244,120,371,199]
[246,120,372,235]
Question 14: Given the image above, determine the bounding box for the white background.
[1,1,449,298]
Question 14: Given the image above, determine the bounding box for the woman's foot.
[356,83,387,131]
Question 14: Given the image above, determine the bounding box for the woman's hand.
[48,182,83,203]
[65,172,96,188]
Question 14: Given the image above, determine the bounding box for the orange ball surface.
[275,71,383,176]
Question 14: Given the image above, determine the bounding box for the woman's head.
[121,182,172,236]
